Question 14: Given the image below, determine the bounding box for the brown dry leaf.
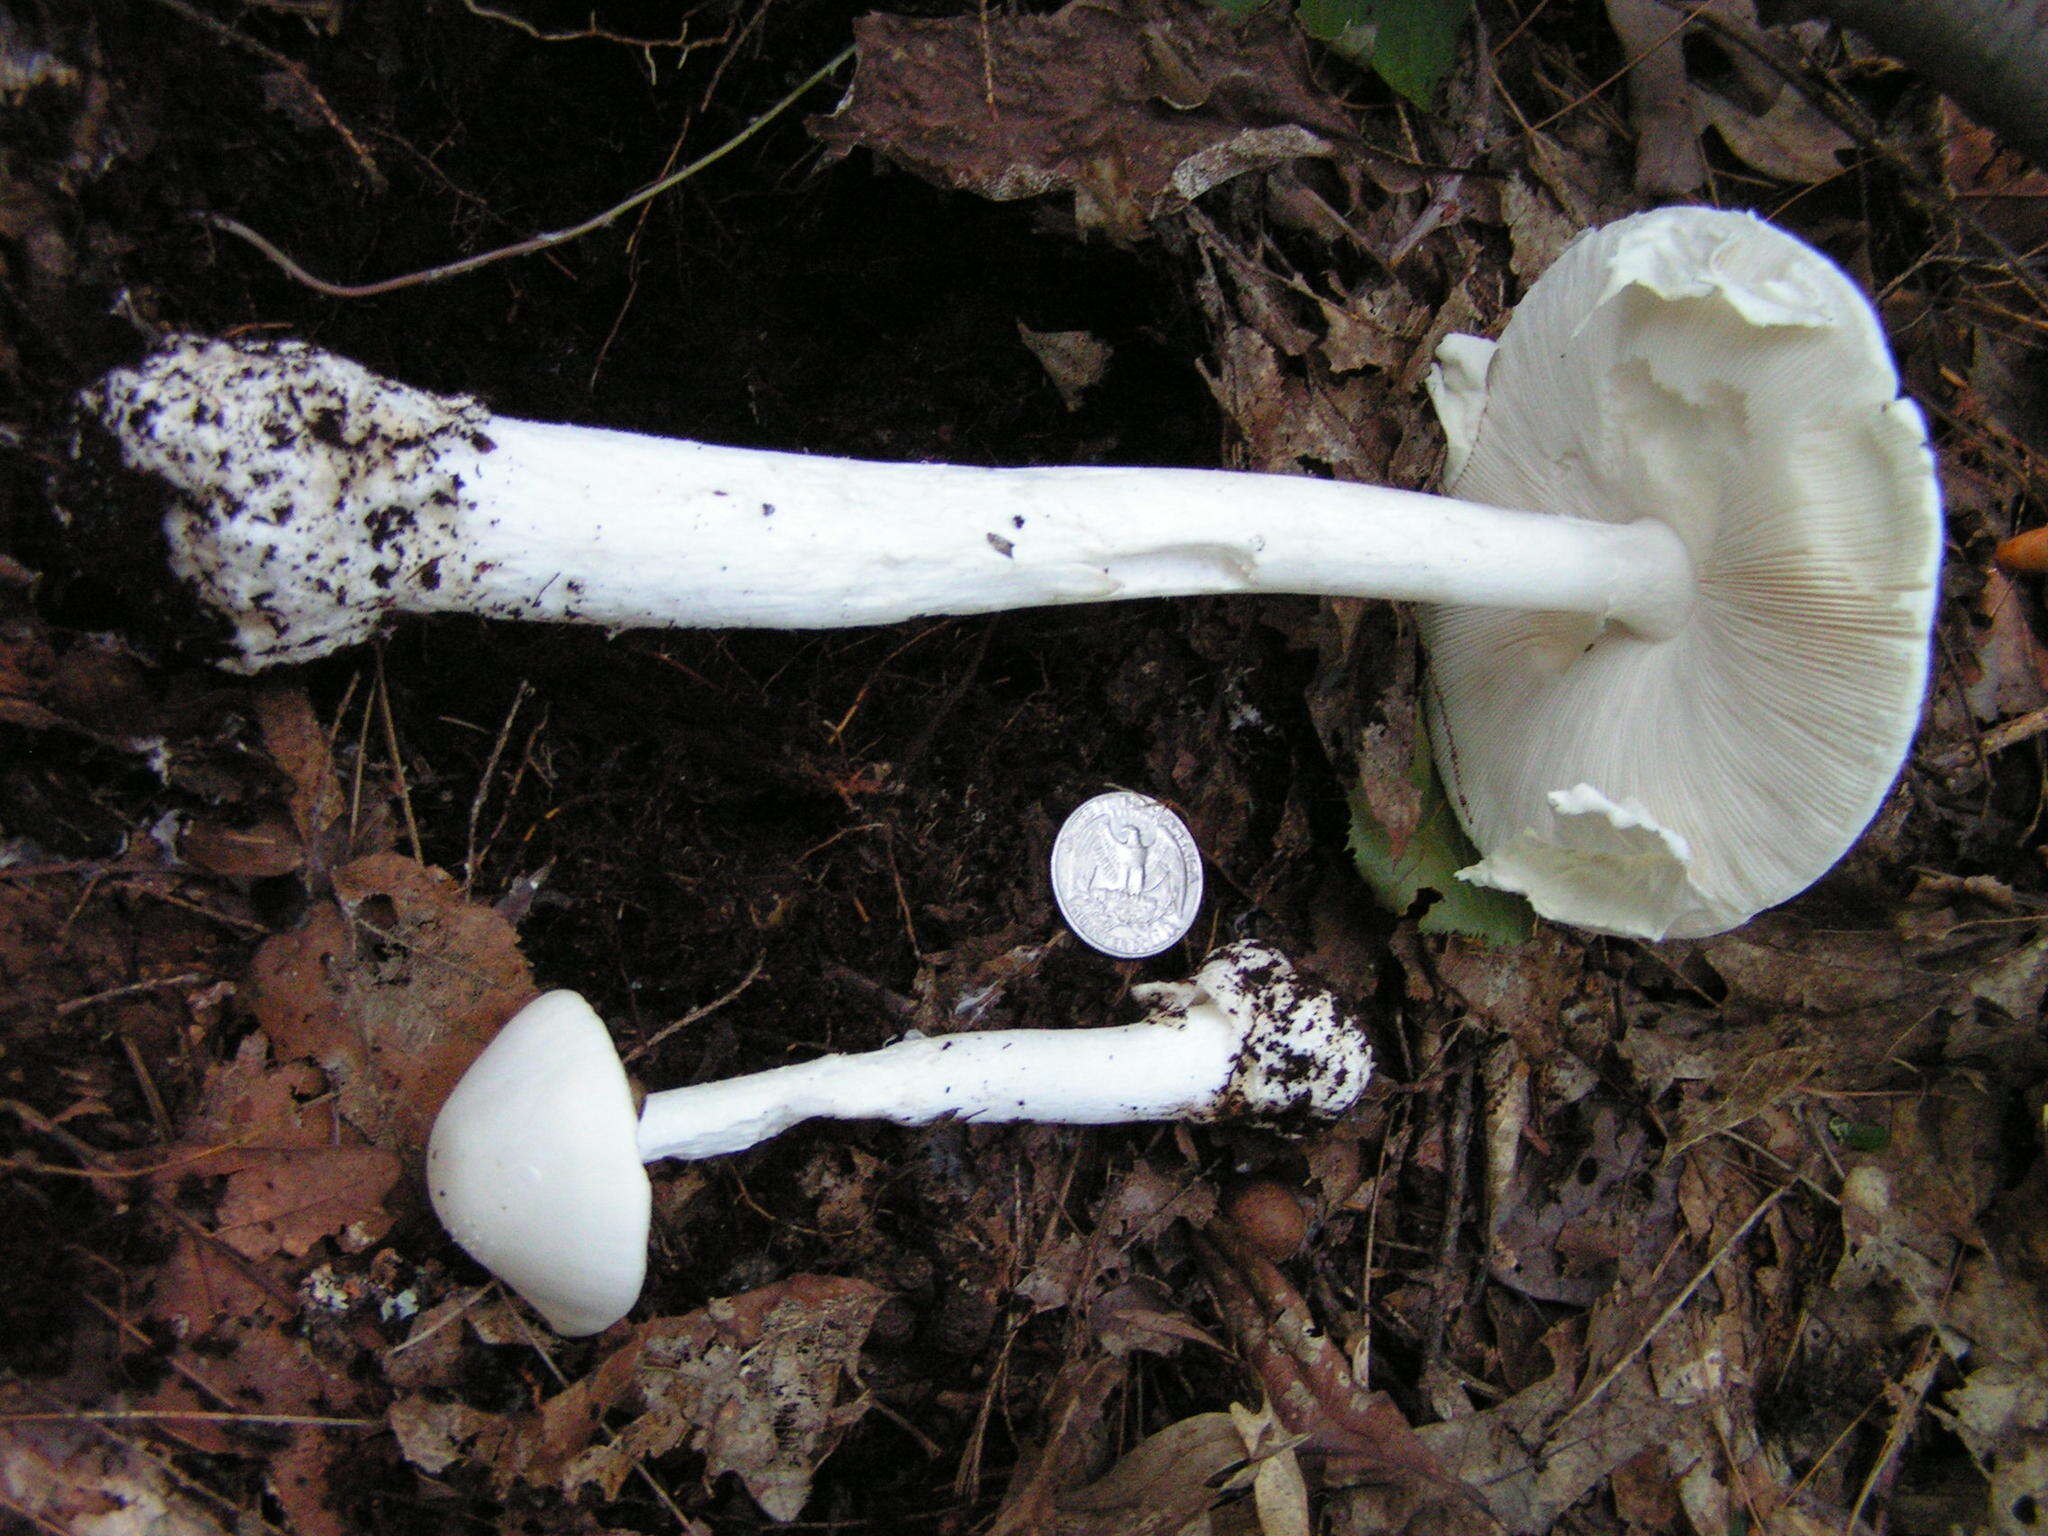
[1604,0,1706,194]
[1317,282,1424,376]
[1697,79,1853,184]
[988,1355,1128,1536]
[1018,1158,1216,1316]
[246,852,535,1149]
[1966,568,2048,724]
[1606,0,1848,190]
[1020,322,1115,411]
[133,1226,374,1536]
[253,684,347,852]
[1942,98,2048,253]
[0,1410,237,1536]
[389,1394,512,1476]
[1199,322,1376,474]
[1434,928,1586,1055]
[811,0,1354,242]
[1057,1410,1255,1535]
[1406,1319,1685,1535]
[1489,1104,1677,1306]
[545,1275,888,1520]
[1501,175,1579,283]
[1939,1250,2048,1534]
[1829,1086,2048,1530]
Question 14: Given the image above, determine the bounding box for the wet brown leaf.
[811,0,1355,242]
[246,852,535,1149]
[544,1275,889,1521]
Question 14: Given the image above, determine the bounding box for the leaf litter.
[8,0,2048,1532]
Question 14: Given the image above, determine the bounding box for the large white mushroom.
[426,940,1370,1335]
[62,207,1942,938]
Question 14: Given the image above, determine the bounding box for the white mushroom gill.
[1422,210,1941,939]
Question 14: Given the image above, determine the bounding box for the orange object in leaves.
[1996,527,2048,574]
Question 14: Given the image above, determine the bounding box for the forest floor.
[3,1,2048,1532]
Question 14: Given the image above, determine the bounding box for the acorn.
[1223,1177,1309,1263]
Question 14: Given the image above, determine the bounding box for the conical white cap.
[1421,207,1941,939]
[426,991,650,1335]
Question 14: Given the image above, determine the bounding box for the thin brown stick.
[1555,1184,1787,1431]
[206,44,855,299]
[623,949,769,1063]
[56,972,208,1017]
[142,0,384,189]
[374,651,426,864]
[460,0,705,51]
[0,1409,377,1427]
[463,680,532,892]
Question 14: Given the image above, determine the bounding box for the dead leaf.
[988,1355,1127,1536]
[810,0,1354,242]
[1604,0,1707,194]
[0,1408,237,1536]
[1966,568,2048,724]
[1698,79,1853,184]
[1942,99,2048,253]
[549,1275,888,1521]
[246,852,535,1149]
[1058,1410,1254,1535]
[1019,323,1114,411]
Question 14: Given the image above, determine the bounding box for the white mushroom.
[426,940,1369,1335]
[65,207,1942,938]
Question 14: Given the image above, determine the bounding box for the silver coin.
[1050,791,1204,959]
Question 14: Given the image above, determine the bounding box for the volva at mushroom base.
[62,207,1943,939]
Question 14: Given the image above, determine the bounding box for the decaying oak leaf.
[810,0,1356,242]
[246,852,535,1149]
[1056,1409,1257,1535]
[532,1276,888,1521]
[0,1404,238,1536]
[150,1032,401,1259]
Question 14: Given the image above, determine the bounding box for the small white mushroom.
[426,940,1370,1335]
[65,207,1943,938]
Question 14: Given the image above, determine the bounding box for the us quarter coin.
[1050,791,1203,959]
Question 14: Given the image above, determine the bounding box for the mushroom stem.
[637,941,1371,1161]
[640,1005,1233,1161]
[455,421,1699,636]
[426,941,1372,1335]
[71,335,1696,672]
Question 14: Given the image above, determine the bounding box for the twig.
[623,949,770,1063]
[375,651,426,864]
[460,0,707,51]
[1845,1333,1942,1532]
[463,680,532,892]
[205,44,856,299]
[1554,1184,1788,1431]
[0,1410,376,1427]
[142,0,384,190]
[55,972,208,1017]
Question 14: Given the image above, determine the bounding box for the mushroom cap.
[426,990,650,1336]
[1420,207,1942,939]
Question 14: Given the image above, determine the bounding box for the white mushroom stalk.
[63,207,1943,939]
[70,332,1695,669]
[426,940,1370,1335]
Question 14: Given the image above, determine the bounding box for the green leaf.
[1347,736,1531,945]
[1828,1116,1891,1153]
[1295,0,1473,106]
